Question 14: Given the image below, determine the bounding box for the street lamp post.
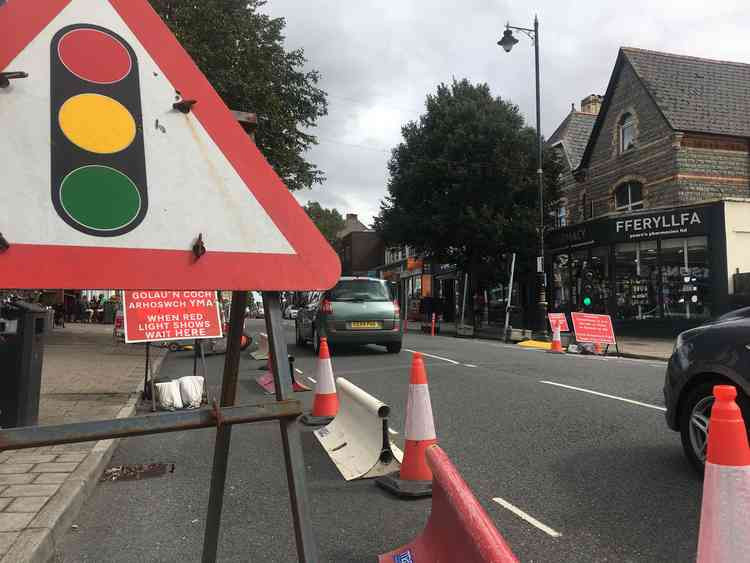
[498,15,548,338]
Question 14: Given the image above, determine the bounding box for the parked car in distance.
[664,308,750,473]
[255,304,265,319]
[295,277,402,354]
[284,305,298,319]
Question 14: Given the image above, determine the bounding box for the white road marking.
[307,376,317,384]
[388,427,399,435]
[463,363,478,368]
[492,497,561,538]
[540,380,666,412]
[403,348,460,365]
[294,368,304,375]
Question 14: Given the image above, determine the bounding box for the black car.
[664,307,750,472]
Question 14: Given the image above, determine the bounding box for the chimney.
[580,94,602,115]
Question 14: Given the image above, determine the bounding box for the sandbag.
[178,375,204,408]
[155,380,183,410]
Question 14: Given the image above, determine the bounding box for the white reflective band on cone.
[697,463,750,562]
[315,358,336,393]
[405,384,436,441]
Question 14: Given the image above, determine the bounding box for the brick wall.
[562,59,750,223]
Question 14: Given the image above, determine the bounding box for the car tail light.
[321,299,333,314]
[393,300,400,317]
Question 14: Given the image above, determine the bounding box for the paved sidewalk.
[406,319,675,360]
[0,324,166,563]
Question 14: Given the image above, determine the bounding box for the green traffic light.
[583,297,592,306]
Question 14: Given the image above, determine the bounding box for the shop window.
[619,113,635,152]
[556,206,566,227]
[661,236,711,320]
[590,246,610,313]
[551,254,570,311]
[615,182,644,212]
[614,241,659,320]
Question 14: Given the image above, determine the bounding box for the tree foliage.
[303,201,345,244]
[149,0,328,191]
[374,79,562,287]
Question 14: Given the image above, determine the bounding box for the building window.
[556,206,566,227]
[614,182,644,211]
[619,113,635,152]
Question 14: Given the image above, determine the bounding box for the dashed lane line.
[492,497,561,538]
[295,368,304,375]
[540,380,666,412]
[463,364,478,368]
[403,348,460,365]
[307,376,317,384]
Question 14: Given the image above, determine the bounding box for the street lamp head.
[498,28,518,53]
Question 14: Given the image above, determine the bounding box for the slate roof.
[547,110,597,169]
[622,47,750,138]
[577,47,750,171]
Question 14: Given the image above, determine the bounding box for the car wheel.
[168,342,179,352]
[313,327,320,355]
[386,342,402,354]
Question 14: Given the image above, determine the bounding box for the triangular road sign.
[0,0,340,290]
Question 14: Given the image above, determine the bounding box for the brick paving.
[0,323,166,561]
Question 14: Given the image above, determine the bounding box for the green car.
[295,277,403,353]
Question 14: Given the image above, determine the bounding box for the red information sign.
[547,313,570,332]
[571,312,616,345]
[123,290,223,343]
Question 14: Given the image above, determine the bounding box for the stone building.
[546,47,750,332]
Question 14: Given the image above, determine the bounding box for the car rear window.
[328,280,390,301]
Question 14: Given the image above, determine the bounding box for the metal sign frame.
[0,291,319,562]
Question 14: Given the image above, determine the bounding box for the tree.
[149,0,328,191]
[375,79,561,300]
[303,202,345,244]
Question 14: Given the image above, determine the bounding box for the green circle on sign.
[583,297,592,306]
[60,165,141,231]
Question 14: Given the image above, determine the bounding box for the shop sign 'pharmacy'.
[614,209,706,241]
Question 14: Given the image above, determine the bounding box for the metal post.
[504,252,517,342]
[143,342,150,397]
[263,291,319,562]
[533,15,548,339]
[193,338,199,377]
[202,290,248,563]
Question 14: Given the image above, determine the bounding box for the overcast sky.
[261,1,750,227]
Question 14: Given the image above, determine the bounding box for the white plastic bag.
[155,380,183,410]
[178,376,204,409]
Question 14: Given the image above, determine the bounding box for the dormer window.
[619,113,635,152]
[615,182,644,211]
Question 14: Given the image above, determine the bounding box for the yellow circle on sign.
[58,93,136,154]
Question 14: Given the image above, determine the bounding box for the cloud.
[262,0,750,225]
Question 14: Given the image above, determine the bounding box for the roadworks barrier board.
[314,378,403,481]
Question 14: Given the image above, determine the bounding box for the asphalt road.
[56,319,702,562]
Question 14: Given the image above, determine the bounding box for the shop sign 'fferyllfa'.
[0,0,340,291]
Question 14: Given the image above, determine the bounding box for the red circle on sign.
[58,28,132,84]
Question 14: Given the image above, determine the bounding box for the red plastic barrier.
[379,445,518,563]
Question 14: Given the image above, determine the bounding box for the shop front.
[546,201,739,335]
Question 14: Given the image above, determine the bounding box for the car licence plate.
[349,321,381,329]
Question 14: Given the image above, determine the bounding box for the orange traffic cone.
[376,352,436,497]
[300,337,338,426]
[593,342,603,355]
[548,321,564,354]
[696,385,750,562]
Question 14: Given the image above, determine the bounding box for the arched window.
[615,182,643,211]
[619,113,635,152]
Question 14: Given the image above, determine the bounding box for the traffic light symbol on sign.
[50,24,147,237]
